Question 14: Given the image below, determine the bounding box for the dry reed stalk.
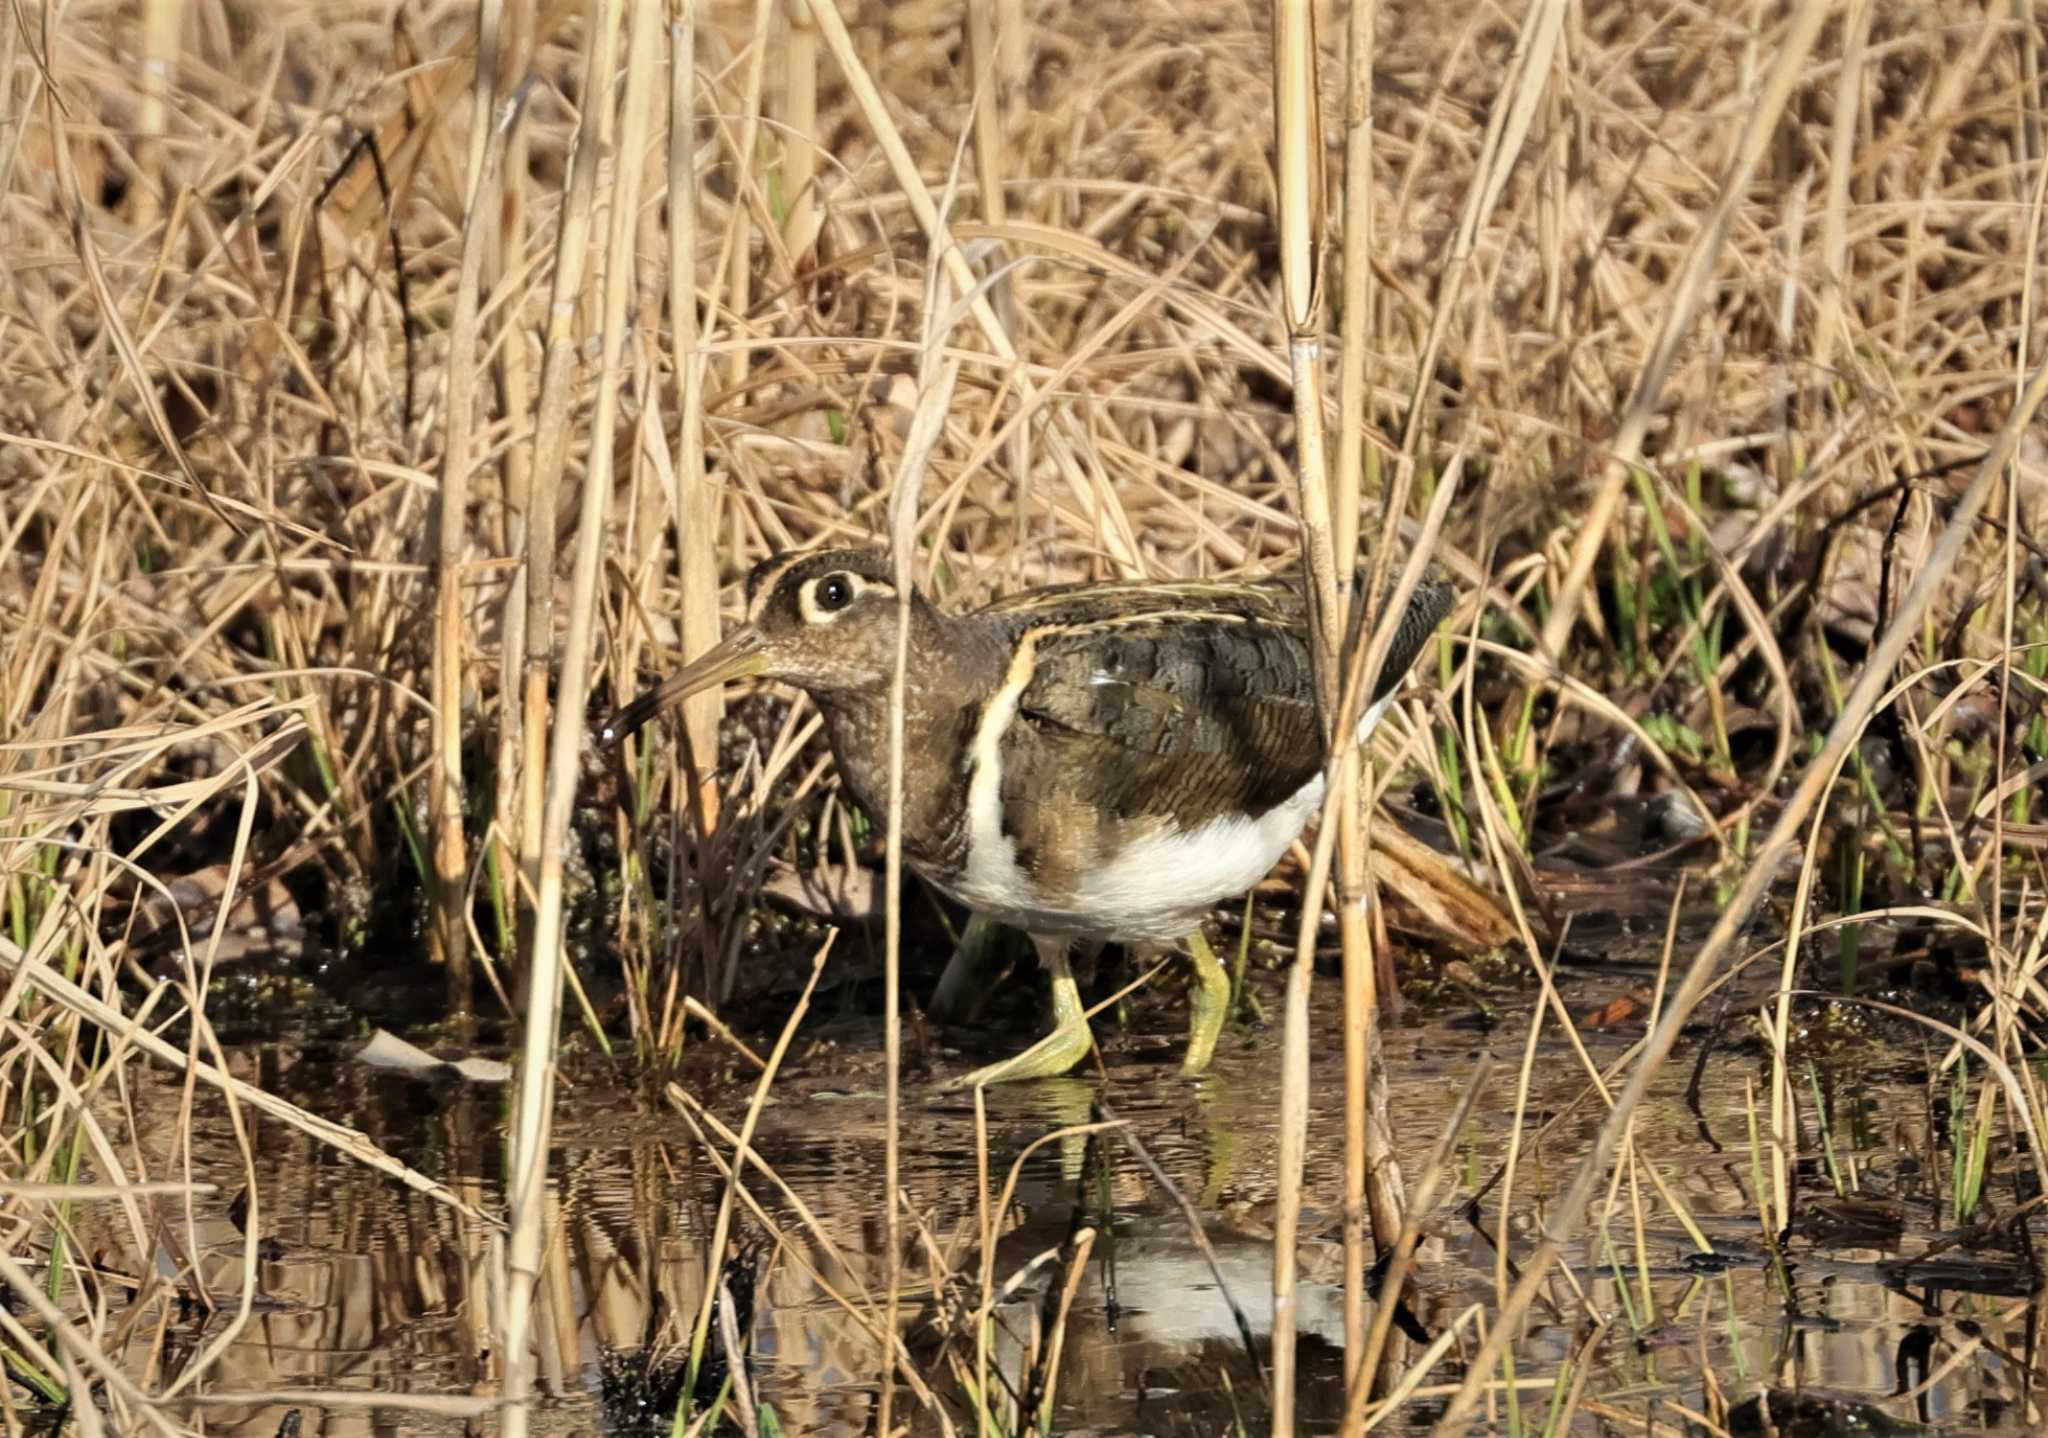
[973,1083,996,1421]
[1269,4,1330,1429]
[1995,18,2048,966]
[1276,14,1473,1409]
[519,0,617,896]
[154,771,268,1398]
[716,1270,761,1433]
[428,0,512,1008]
[130,0,178,234]
[877,240,964,1435]
[966,0,1009,229]
[717,0,775,393]
[500,2,659,1433]
[1343,477,1458,1047]
[1331,0,1374,585]
[666,0,726,924]
[490,0,541,905]
[0,1181,213,1200]
[1332,0,1397,1412]
[780,0,821,261]
[964,0,1034,543]
[1766,762,1839,1229]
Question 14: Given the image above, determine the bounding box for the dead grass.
[3,0,2047,1433]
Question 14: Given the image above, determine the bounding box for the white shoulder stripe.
[954,629,1044,915]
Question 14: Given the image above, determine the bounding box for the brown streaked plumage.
[606,547,1454,1085]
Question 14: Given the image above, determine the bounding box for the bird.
[605,547,1454,1086]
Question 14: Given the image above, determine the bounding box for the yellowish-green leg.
[1182,929,1230,1076]
[945,934,1093,1088]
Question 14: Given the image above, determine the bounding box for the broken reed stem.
[1425,353,2048,1438]
[1269,2,1329,1431]
[500,2,656,1433]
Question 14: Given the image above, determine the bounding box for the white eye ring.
[800,572,862,624]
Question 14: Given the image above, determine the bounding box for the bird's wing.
[1004,613,1326,830]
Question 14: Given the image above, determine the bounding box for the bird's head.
[604,548,920,741]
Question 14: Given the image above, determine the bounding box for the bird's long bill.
[600,625,767,744]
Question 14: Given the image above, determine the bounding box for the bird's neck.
[815,610,1007,877]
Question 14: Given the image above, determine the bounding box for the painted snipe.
[606,548,1454,1086]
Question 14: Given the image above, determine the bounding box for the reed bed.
[3,0,2046,1434]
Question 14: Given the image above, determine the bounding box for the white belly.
[946,667,1398,940]
[948,769,1324,940]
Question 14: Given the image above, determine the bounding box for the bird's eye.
[813,573,855,613]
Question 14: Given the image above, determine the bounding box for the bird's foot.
[942,956,1092,1088]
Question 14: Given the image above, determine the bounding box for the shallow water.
[73,935,2044,1436]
